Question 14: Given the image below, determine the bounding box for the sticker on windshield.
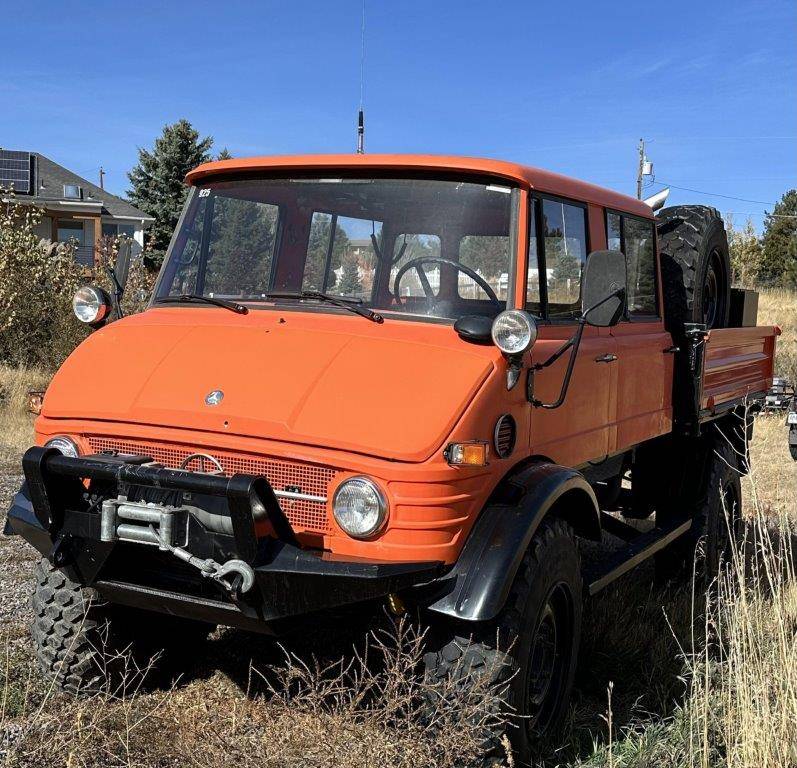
[486,184,512,194]
[198,189,211,197]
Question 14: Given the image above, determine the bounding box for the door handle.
[594,353,618,363]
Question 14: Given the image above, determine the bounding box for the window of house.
[542,198,588,319]
[63,184,82,199]
[605,212,658,317]
[57,219,84,244]
[102,222,136,239]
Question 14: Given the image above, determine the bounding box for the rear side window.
[542,199,588,319]
[606,212,658,317]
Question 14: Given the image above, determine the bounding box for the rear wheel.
[657,205,731,334]
[657,440,742,582]
[423,518,582,763]
[31,558,214,694]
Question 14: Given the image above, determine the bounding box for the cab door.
[606,211,673,449]
[526,196,618,466]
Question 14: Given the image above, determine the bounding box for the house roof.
[186,153,654,218]
[5,151,153,221]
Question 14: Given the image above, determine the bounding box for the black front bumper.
[5,447,441,633]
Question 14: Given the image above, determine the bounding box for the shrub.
[0,195,87,369]
[0,197,160,371]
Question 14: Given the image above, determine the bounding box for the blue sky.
[3,1,795,228]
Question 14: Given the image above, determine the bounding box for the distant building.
[0,149,153,266]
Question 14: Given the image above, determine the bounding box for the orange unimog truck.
[6,155,778,761]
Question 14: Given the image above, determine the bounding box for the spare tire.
[656,205,731,335]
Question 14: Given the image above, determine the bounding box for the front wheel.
[424,518,582,763]
[31,558,214,694]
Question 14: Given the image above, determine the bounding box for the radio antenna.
[357,0,366,153]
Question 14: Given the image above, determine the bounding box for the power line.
[653,181,780,206]
[724,211,797,219]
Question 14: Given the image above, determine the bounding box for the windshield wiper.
[266,291,384,324]
[155,294,248,315]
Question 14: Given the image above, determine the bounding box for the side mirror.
[454,315,493,344]
[581,250,627,327]
[114,238,133,292]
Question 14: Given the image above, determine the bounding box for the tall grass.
[0,366,48,465]
[683,505,797,768]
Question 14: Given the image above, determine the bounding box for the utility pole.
[636,139,653,199]
[636,139,644,199]
[99,166,105,191]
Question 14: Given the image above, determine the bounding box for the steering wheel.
[392,257,500,309]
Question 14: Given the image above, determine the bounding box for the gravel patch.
[0,465,36,639]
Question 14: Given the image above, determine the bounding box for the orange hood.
[42,308,497,462]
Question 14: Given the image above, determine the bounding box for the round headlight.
[44,436,80,458]
[73,286,111,325]
[332,476,388,538]
[491,310,538,355]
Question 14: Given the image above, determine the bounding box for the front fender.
[426,463,599,622]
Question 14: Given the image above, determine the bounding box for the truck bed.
[699,325,780,419]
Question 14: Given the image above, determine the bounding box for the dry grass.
[757,287,797,385]
[0,620,511,768]
[0,366,48,466]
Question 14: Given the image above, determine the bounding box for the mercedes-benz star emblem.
[205,389,224,406]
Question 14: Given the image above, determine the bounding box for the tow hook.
[154,529,255,596]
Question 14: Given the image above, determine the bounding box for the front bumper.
[5,447,441,633]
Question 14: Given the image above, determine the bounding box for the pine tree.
[760,189,797,286]
[217,147,233,160]
[337,256,362,296]
[127,120,213,263]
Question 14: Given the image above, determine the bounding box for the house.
[0,149,153,266]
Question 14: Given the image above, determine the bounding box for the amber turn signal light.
[444,441,489,466]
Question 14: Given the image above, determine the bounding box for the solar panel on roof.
[0,150,32,194]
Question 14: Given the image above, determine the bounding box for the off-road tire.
[656,205,731,334]
[657,440,742,582]
[31,558,213,694]
[423,518,582,764]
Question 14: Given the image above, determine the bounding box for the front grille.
[86,436,335,534]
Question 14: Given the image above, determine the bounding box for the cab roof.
[186,154,654,219]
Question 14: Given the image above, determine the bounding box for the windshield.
[155,177,518,321]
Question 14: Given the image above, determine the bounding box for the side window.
[607,212,622,251]
[542,198,587,318]
[526,201,541,314]
[167,195,209,296]
[605,212,658,317]
[623,217,657,316]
